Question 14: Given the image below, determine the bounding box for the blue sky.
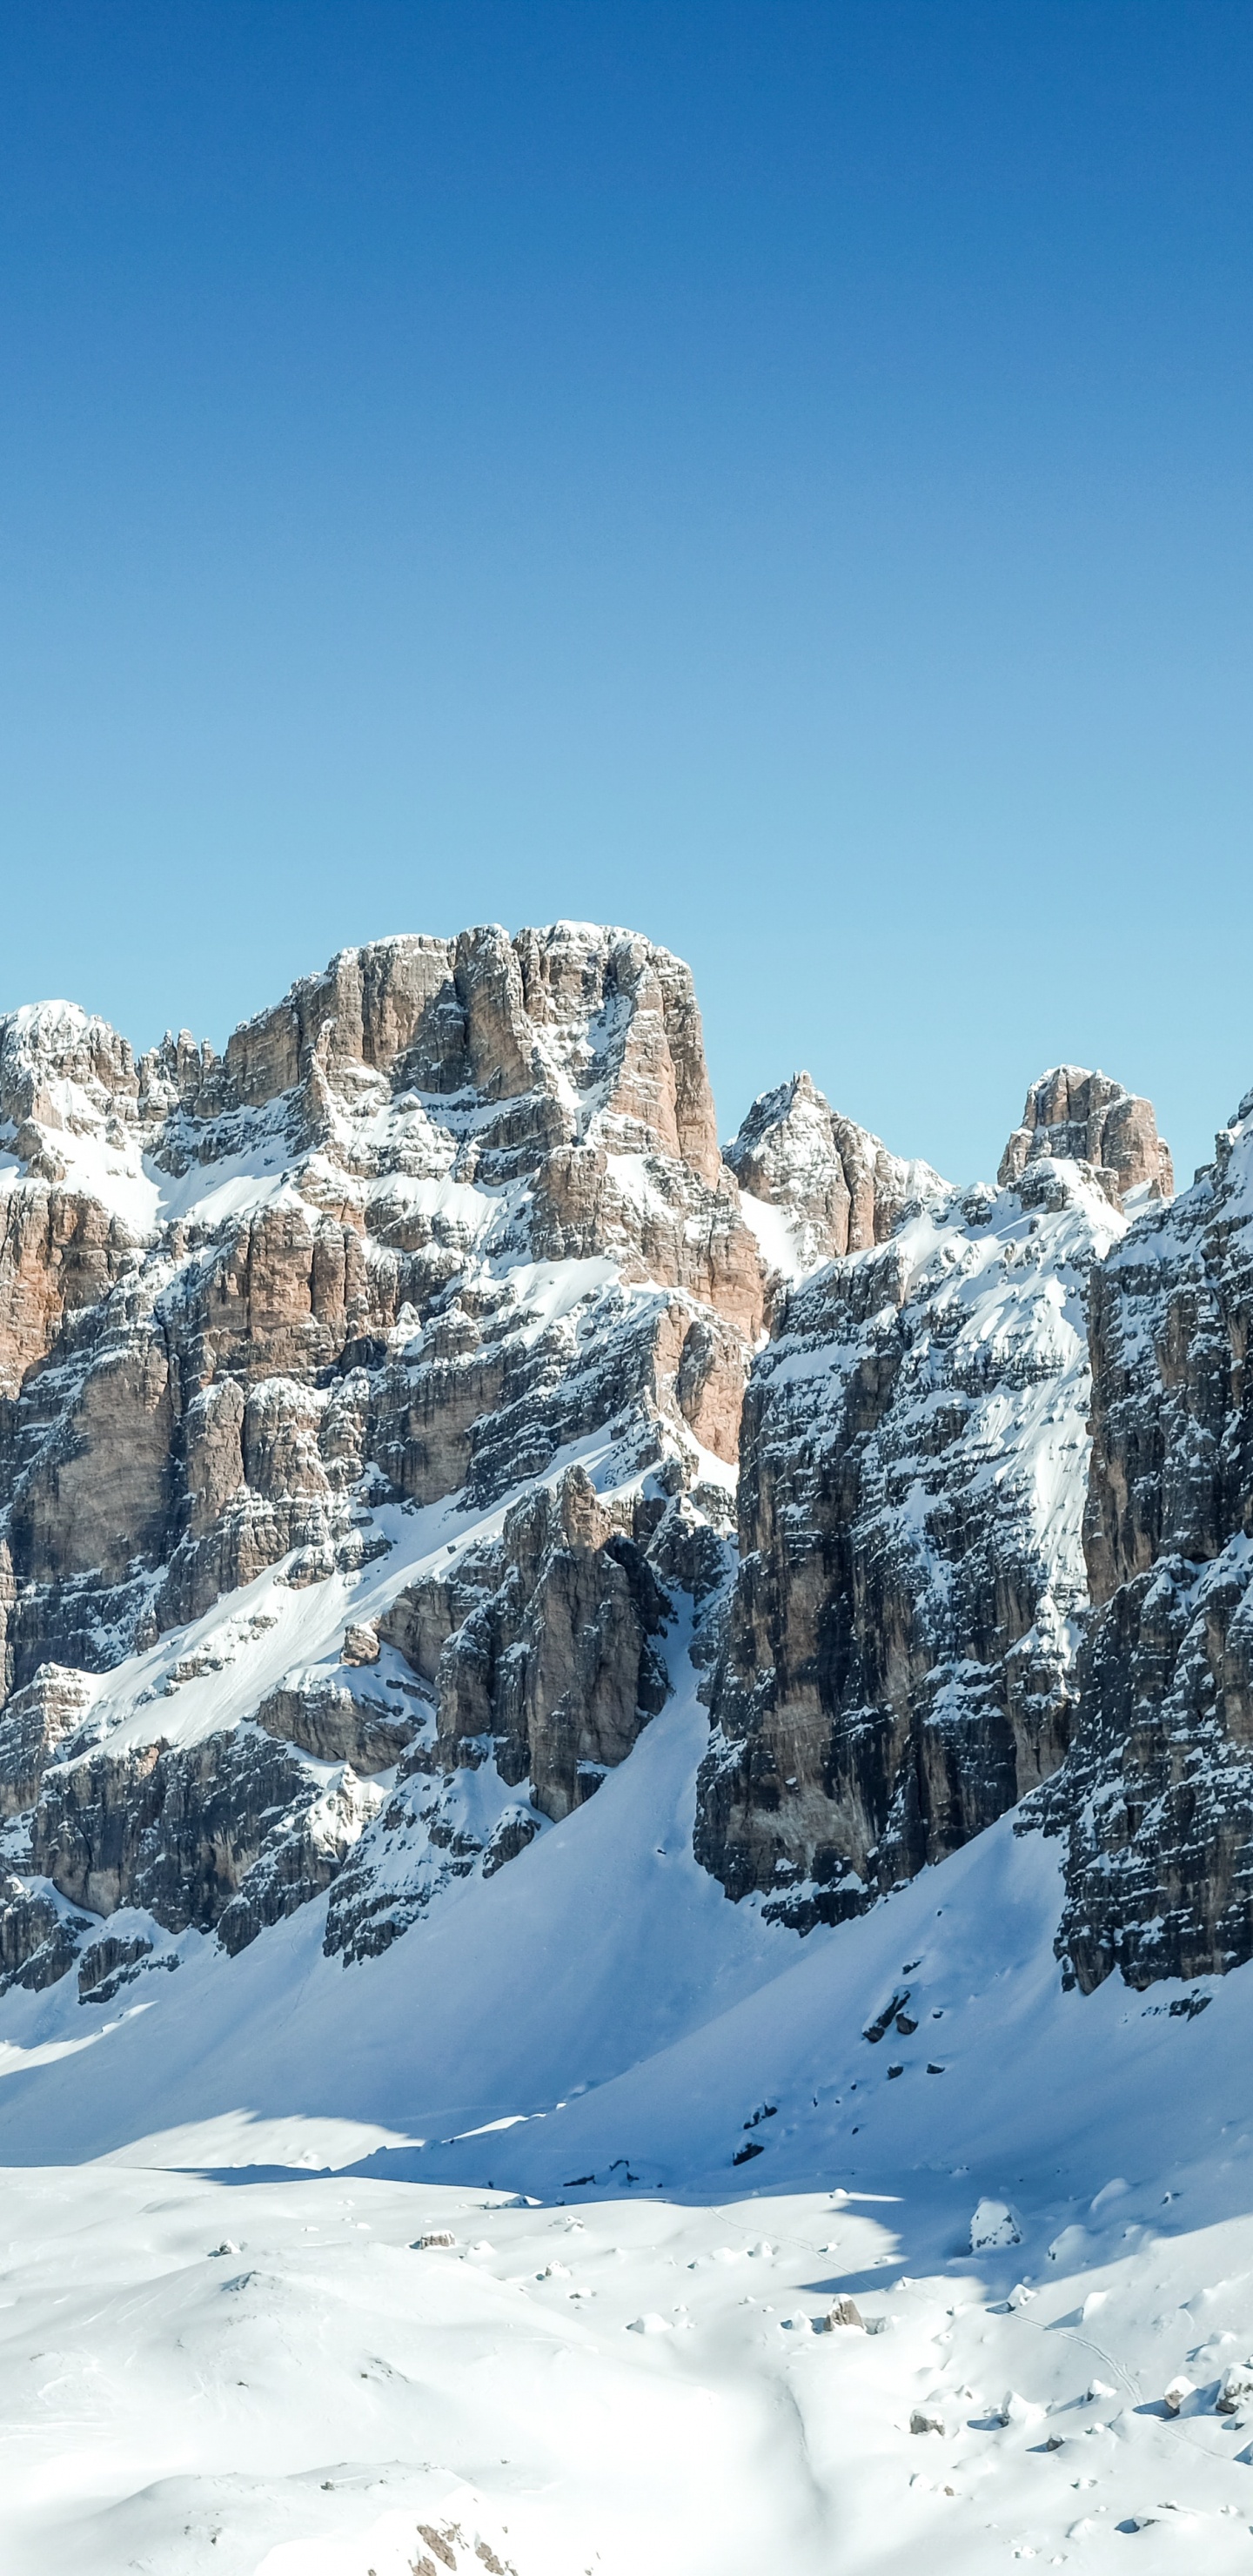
[2,1,1250,1184]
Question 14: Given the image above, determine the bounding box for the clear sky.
[2,1,1250,1186]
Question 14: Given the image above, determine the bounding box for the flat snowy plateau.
[3,1653,1253,2573]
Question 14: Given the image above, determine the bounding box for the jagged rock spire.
[725,1070,945,1279]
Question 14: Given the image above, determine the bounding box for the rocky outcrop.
[726,1072,943,1283]
[421,1463,671,1818]
[0,1875,90,1993]
[0,924,759,1989]
[998,1067,1173,1207]
[325,1463,709,1962]
[1047,1085,1253,1990]
[254,1674,418,1774]
[0,924,762,1701]
[30,1724,381,1955]
[0,1663,94,1815]
[698,1091,1138,1929]
[77,1932,157,2003]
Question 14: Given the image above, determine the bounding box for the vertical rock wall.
[1054,1087,1253,1989]
[698,1072,1171,1931]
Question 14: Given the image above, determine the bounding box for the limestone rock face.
[325,1463,696,1962]
[697,1083,1136,1929]
[254,1675,415,1774]
[0,925,758,1989]
[0,1874,90,1993]
[1049,1086,1253,1991]
[0,1663,95,1815]
[6,929,1221,2028]
[30,1724,381,1955]
[77,1932,157,2003]
[726,1072,944,1289]
[998,1067,1174,1207]
[427,1463,671,1821]
[0,923,761,1699]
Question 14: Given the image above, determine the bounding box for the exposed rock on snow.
[325,1463,699,1962]
[0,925,765,1986]
[698,1109,1129,1926]
[0,1662,94,1815]
[970,2197,1022,2251]
[30,1722,381,1955]
[77,1930,155,2002]
[254,1673,418,1773]
[388,1464,671,1822]
[0,1871,90,1991]
[1216,2363,1253,2414]
[823,2294,865,2328]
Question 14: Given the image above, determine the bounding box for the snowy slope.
[3,1707,1253,2573]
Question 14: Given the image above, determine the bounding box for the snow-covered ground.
[12,2145,1253,2576]
[5,1647,1253,2569]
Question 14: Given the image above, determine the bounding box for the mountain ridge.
[0,922,1217,2017]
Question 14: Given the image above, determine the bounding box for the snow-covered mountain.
[0,925,759,1983]
[3,927,1253,2576]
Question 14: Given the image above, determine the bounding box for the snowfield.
[4,1655,1253,2571]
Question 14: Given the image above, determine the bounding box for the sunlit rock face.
[0,925,759,1979]
[0,924,761,1689]
[696,1071,1169,1931]
[725,1069,943,1291]
[997,1064,1174,1208]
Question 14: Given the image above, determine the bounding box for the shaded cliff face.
[1052,1087,1253,1992]
[698,1070,1173,1931]
[0,924,757,1991]
[324,1461,729,1964]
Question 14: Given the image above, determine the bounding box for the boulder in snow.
[970,2197,1022,2251]
[823,2296,864,2330]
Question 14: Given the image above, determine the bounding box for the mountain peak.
[998,1063,1173,1204]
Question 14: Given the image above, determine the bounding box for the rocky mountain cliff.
[1054,1082,1253,1990]
[3,927,1250,2037]
[0,925,765,1984]
[696,1067,1176,1929]
[724,1069,942,1289]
